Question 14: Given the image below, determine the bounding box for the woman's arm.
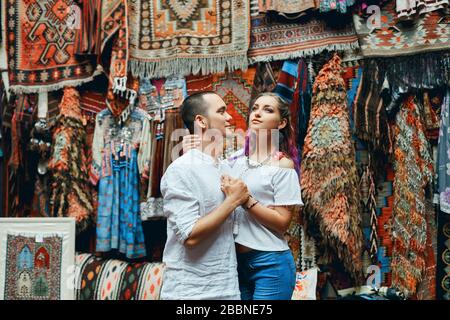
[245,201,295,235]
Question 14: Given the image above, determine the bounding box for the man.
[160,92,249,300]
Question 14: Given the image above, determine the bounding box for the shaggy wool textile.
[353,0,450,57]
[6,0,98,93]
[128,0,250,79]
[391,95,434,298]
[300,54,364,284]
[48,88,93,233]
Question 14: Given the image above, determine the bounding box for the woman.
[185,92,302,300]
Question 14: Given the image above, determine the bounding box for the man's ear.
[194,115,208,130]
[278,118,287,130]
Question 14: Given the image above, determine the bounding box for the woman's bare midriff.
[236,243,253,254]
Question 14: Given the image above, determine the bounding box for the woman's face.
[249,95,287,131]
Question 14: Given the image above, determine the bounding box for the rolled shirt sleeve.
[161,166,200,243]
[272,168,304,206]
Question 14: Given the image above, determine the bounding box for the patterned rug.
[75,253,165,300]
[247,14,359,64]
[186,68,256,133]
[353,0,450,57]
[374,164,395,287]
[128,0,250,79]
[6,0,99,93]
[4,234,63,300]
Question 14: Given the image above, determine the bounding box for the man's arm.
[161,167,249,248]
[184,197,242,248]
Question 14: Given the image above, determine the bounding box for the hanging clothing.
[438,90,450,214]
[91,107,152,259]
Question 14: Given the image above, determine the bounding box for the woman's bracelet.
[244,196,259,210]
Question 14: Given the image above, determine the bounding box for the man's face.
[202,93,233,136]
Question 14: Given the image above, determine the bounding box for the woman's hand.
[182,134,201,154]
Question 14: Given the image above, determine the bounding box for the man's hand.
[220,175,250,205]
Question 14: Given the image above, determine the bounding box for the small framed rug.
[0,218,76,300]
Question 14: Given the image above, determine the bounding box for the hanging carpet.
[128,0,250,79]
[6,0,99,93]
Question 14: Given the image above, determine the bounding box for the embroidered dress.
[91,108,151,259]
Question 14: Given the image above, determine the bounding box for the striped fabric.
[75,253,165,300]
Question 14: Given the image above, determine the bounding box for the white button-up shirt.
[160,149,240,300]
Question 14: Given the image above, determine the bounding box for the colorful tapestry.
[437,212,450,300]
[396,0,449,20]
[374,164,395,287]
[6,0,99,93]
[274,60,298,104]
[438,90,450,214]
[319,0,355,13]
[75,253,165,300]
[248,14,359,64]
[353,59,392,155]
[250,61,283,102]
[416,200,437,300]
[4,234,62,300]
[215,69,255,132]
[353,0,450,57]
[48,88,93,232]
[258,0,317,18]
[301,54,364,284]
[391,95,434,298]
[100,0,128,92]
[187,68,256,133]
[74,0,102,56]
[128,0,250,79]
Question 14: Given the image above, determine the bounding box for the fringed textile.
[391,95,434,298]
[301,54,364,284]
[48,87,93,232]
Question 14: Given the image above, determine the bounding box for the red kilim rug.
[6,0,98,93]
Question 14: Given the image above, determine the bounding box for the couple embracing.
[160,91,303,300]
